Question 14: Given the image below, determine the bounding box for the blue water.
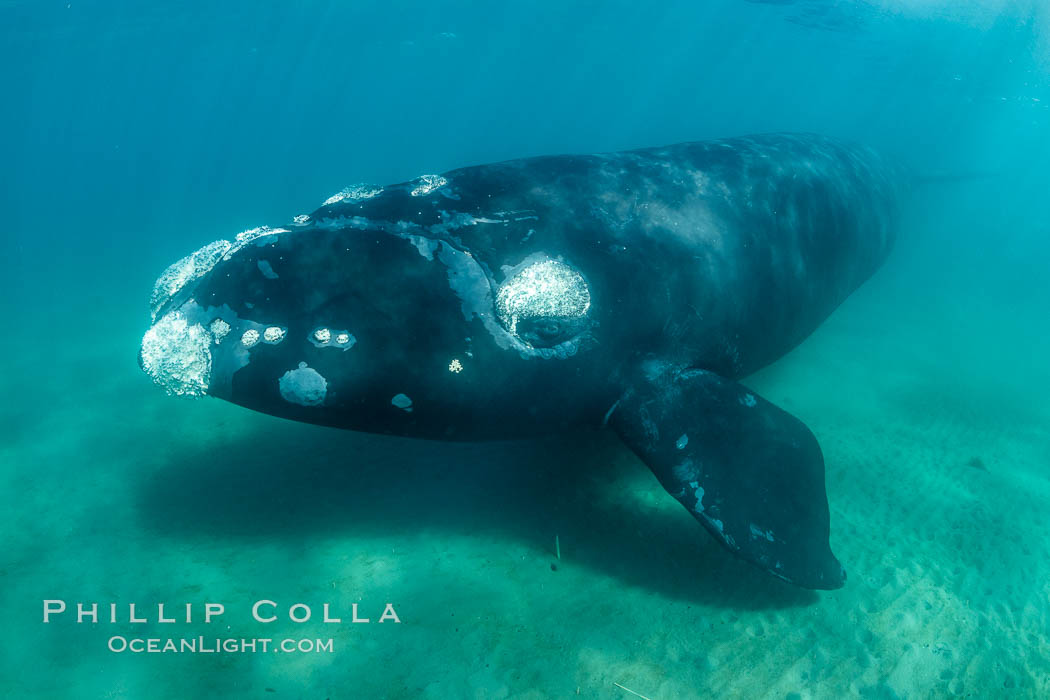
[4,1,1050,697]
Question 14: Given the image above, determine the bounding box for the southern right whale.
[140,133,901,589]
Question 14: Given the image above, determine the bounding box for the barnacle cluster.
[140,311,212,397]
[410,174,447,197]
[495,260,591,336]
[310,327,355,349]
[323,184,383,206]
[233,226,289,249]
[149,240,231,319]
[263,326,286,344]
[209,318,231,344]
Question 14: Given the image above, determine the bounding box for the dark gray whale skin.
[142,133,900,590]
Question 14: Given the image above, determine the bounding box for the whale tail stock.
[608,364,846,590]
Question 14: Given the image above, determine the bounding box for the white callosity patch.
[292,214,310,226]
[241,329,260,347]
[448,358,463,373]
[391,393,413,411]
[676,434,689,450]
[495,259,591,335]
[140,311,212,398]
[279,362,328,407]
[234,226,289,248]
[409,174,448,197]
[263,326,286,344]
[740,393,757,408]
[209,318,231,344]
[149,240,231,319]
[218,226,292,262]
[323,184,383,206]
[310,327,356,350]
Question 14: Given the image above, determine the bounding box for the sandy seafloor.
[2,185,1049,699]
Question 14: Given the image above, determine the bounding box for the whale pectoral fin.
[609,367,845,590]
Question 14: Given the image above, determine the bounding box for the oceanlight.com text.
[107,636,335,654]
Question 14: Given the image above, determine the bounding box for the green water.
[4,175,1049,697]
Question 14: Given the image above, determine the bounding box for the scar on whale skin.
[257,260,279,279]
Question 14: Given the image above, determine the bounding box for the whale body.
[140,133,900,589]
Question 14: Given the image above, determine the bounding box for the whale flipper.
[609,366,845,590]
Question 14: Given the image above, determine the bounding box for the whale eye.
[534,320,562,338]
[495,259,591,348]
[515,316,592,348]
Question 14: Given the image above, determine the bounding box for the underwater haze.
[3,0,1050,697]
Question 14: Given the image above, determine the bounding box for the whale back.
[398,133,901,379]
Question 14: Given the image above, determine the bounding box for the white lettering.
[289,604,311,623]
[379,604,401,623]
[205,603,224,623]
[76,603,98,623]
[43,600,66,623]
[253,600,277,623]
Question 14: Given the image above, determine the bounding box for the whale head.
[140,222,608,439]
